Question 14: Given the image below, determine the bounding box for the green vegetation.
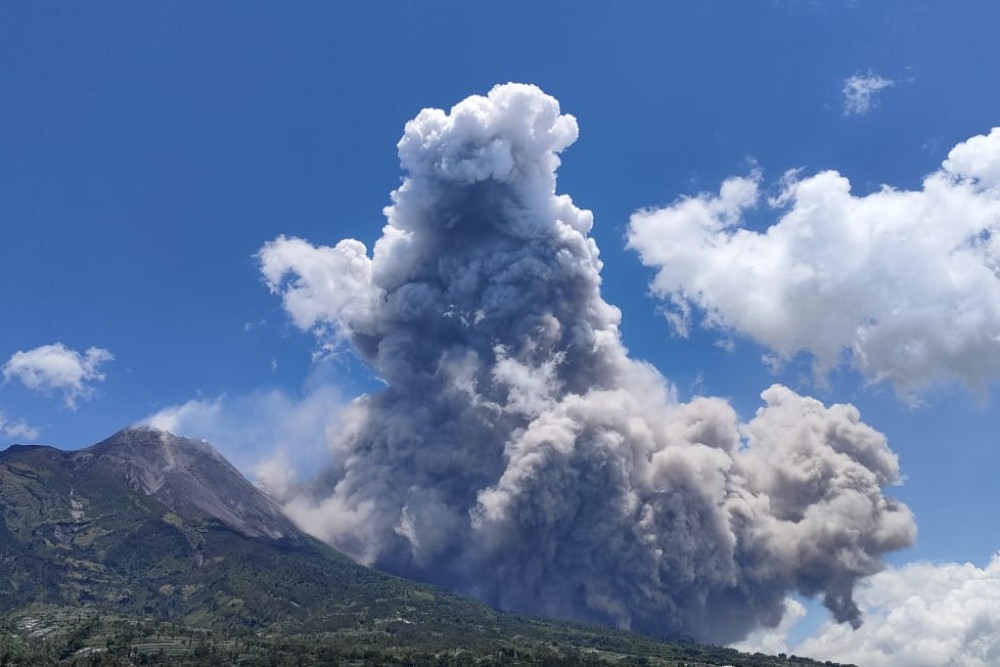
[1,607,850,666]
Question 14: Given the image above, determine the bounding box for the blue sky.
[3,3,1000,663]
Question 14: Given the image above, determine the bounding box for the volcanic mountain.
[0,427,849,666]
[1,426,499,630]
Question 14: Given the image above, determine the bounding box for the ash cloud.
[259,83,914,643]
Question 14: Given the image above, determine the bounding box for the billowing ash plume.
[259,83,915,643]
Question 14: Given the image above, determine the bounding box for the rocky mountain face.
[75,427,298,540]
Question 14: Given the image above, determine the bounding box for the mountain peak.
[74,427,298,540]
[93,425,230,472]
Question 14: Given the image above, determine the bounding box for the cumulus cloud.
[144,382,344,500]
[0,411,39,442]
[628,127,1000,400]
[2,343,113,408]
[731,597,807,657]
[261,83,913,643]
[259,236,379,350]
[741,555,1000,667]
[842,72,893,116]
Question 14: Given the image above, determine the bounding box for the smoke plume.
[259,83,915,643]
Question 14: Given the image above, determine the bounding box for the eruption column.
[260,83,915,643]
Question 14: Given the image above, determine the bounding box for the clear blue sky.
[3,3,999,662]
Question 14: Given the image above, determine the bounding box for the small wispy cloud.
[0,411,39,441]
[2,343,113,409]
[842,71,894,116]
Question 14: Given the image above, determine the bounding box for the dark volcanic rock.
[73,426,298,539]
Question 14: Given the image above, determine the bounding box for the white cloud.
[627,127,1000,400]
[2,343,114,408]
[743,555,1000,667]
[258,235,380,350]
[143,382,345,499]
[842,72,894,116]
[0,411,39,442]
[732,597,807,656]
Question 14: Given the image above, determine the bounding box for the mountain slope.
[0,428,849,666]
[81,427,298,540]
[0,426,449,628]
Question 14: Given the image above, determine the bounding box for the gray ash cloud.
[258,83,915,643]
